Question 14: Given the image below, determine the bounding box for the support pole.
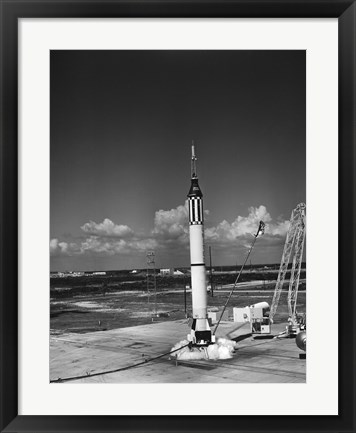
[209,246,214,298]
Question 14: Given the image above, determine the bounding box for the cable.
[237,335,280,350]
[213,221,265,335]
[50,342,190,383]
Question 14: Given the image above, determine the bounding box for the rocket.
[187,142,214,346]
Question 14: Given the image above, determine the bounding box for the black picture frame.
[0,1,355,432]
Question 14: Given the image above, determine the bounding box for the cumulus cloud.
[73,236,159,257]
[267,219,290,236]
[50,204,290,259]
[152,202,189,242]
[128,238,158,252]
[81,218,133,238]
[205,205,289,244]
[74,217,158,256]
[50,238,80,256]
[79,236,127,256]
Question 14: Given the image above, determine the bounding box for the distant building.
[173,269,184,275]
[70,271,84,277]
[50,271,84,278]
[159,268,184,276]
[160,268,172,276]
[92,271,106,276]
[131,270,137,274]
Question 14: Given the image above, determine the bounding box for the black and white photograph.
[49,49,306,384]
[2,0,356,429]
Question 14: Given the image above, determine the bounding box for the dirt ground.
[50,284,306,335]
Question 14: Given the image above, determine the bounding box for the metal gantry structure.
[269,203,306,328]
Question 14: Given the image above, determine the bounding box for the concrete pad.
[50,319,306,383]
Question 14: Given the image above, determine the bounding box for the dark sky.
[50,50,305,271]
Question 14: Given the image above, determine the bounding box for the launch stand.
[185,144,266,346]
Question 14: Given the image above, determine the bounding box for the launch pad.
[50,319,306,383]
[50,145,306,383]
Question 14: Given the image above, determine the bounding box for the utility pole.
[209,246,214,297]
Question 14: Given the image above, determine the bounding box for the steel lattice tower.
[270,203,306,325]
[146,250,157,315]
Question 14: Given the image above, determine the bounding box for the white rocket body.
[187,144,214,346]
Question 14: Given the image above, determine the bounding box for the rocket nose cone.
[188,178,203,197]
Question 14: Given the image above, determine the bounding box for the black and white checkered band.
[189,197,203,224]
